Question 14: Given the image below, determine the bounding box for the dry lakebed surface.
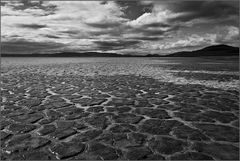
[0,57,239,160]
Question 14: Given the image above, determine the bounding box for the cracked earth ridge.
[1,64,239,160]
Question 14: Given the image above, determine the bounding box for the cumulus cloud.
[162,34,217,50]
[215,26,239,46]
[116,1,153,20]
[1,0,239,55]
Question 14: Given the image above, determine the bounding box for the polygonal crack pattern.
[1,71,239,160]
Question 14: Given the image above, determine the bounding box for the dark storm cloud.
[0,0,36,8]
[130,36,162,41]
[1,39,65,54]
[1,1,6,6]
[1,0,239,55]
[143,22,171,28]
[165,0,239,23]
[94,40,140,50]
[13,0,43,9]
[100,1,108,5]
[7,0,57,16]
[44,35,61,39]
[116,0,153,20]
[17,23,47,29]
[61,30,80,35]
[11,0,47,10]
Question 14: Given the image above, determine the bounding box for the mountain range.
[1,44,239,57]
[167,44,239,57]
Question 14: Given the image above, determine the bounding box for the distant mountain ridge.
[167,44,239,57]
[0,52,131,57]
[1,44,239,57]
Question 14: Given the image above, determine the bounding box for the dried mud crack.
[1,62,239,160]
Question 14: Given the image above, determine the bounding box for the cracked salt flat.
[1,57,239,160]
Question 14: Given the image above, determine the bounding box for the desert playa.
[1,0,239,160]
[1,57,239,160]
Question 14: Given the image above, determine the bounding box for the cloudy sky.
[1,0,239,55]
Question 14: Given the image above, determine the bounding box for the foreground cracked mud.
[1,59,239,160]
